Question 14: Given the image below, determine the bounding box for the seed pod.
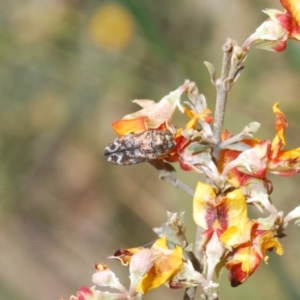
[104,130,176,165]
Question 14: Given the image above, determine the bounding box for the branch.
[185,39,248,300]
[211,39,248,160]
[149,160,195,197]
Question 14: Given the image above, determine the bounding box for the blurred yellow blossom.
[88,4,135,51]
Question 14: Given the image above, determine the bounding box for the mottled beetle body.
[104,130,176,165]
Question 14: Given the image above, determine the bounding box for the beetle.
[104,129,176,165]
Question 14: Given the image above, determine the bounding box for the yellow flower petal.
[193,182,217,229]
[183,107,212,129]
[256,231,284,258]
[224,188,248,227]
[271,102,288,155]
[220,221,253,248]
[237,246,260,274]
[136,236,183,294]
[219,189,253,247]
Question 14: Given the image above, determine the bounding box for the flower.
[193,181,284,286]
[219,104,300,204]
[243,4,300,52]
[112,81,212,136]
[111,236,184,294]
[214,103,300,217]
[225,221,283,287]
[111,82,188,136]
[193,182,252,281]
[268,103,300,175]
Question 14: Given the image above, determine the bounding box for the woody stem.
[212,38,247,161]
[212,39,235,160]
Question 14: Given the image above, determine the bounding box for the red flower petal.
[227,263,248,287]
[281,0,300,27]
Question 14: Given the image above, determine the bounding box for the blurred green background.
[1,0,300,299]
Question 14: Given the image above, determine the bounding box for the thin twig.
[212,39,234,160]
[149,160,195,196]
[212,39,247,161]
